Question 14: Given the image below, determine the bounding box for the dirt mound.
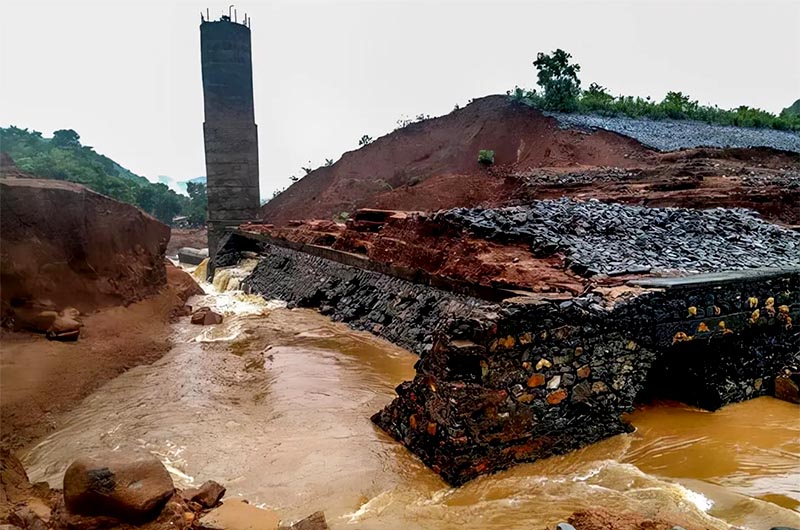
[262,95,651,225]
[0,177,170,314]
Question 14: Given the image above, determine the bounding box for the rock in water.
[191,307,224,326]
[63,451,174,521]
[180,480,226,508]
[178,247,209,266]
[46,316,82,341]
[279,511,330,530]
[774,374,800,404]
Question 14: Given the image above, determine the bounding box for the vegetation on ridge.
[509,49,800,131]
[0,126,208,226]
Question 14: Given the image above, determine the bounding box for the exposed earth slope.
[0,177,170,314]
[261,95,651,225]
[261,95,800,226]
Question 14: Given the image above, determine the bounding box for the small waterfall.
[210,258,261,292]
[192,258,209,282]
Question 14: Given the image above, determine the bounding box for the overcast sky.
[1,0,798,198]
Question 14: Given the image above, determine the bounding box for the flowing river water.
[21,268,800,529]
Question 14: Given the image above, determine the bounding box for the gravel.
[437,198,800,276]
[547,112,800,154]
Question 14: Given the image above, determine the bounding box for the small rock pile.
[437,198,800,275]
[547,112,800,153]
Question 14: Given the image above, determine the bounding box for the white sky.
[1,0,798,198]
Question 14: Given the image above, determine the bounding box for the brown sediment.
[0,264,201,451]
[567,508,703,530]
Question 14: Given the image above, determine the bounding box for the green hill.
[0,126,205,226]
[783,99,800,117]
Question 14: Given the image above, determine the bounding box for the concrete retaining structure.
[215,232,800,486]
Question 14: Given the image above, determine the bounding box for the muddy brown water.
[21,284,800,529]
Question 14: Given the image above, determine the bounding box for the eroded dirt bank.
[0,178,170,314]
[0,264,201,450]
[0,171,205,450]
[167,228,208,256]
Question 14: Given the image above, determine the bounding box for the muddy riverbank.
[0,265,201,450]
[15,276,800,530]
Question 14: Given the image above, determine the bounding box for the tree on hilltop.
[533,49,582,111]
[51,129,81,149]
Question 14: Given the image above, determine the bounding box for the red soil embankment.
[262,95,798,227]
[262,95,650,225]
[0,264,201,451]
[0,177,170,314]
[0,168,204,450]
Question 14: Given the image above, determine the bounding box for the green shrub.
[508,49,800,131]
[478,149,495,165]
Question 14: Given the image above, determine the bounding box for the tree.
[533,49,581,111]
[0,126,203,225]
[358,134,373,146]
[150,183,182,224]
[185,181,207,226]
[135,185,158,213]
[51,129,81,149]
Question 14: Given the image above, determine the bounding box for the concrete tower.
[200,12,260,255]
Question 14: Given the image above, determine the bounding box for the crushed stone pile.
[437,198,800,275]
[548,112,800,153]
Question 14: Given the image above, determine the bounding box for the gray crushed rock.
[547,112,800,154]
[437,198,800,275]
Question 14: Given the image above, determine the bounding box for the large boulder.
[180,480,225,508]
[63,451,175,522]
[775,372,800,404]
[191,307,223,326]
[0,178,170,313]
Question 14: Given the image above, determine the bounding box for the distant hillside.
[0,126,204,226]
[784,99,800,117]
